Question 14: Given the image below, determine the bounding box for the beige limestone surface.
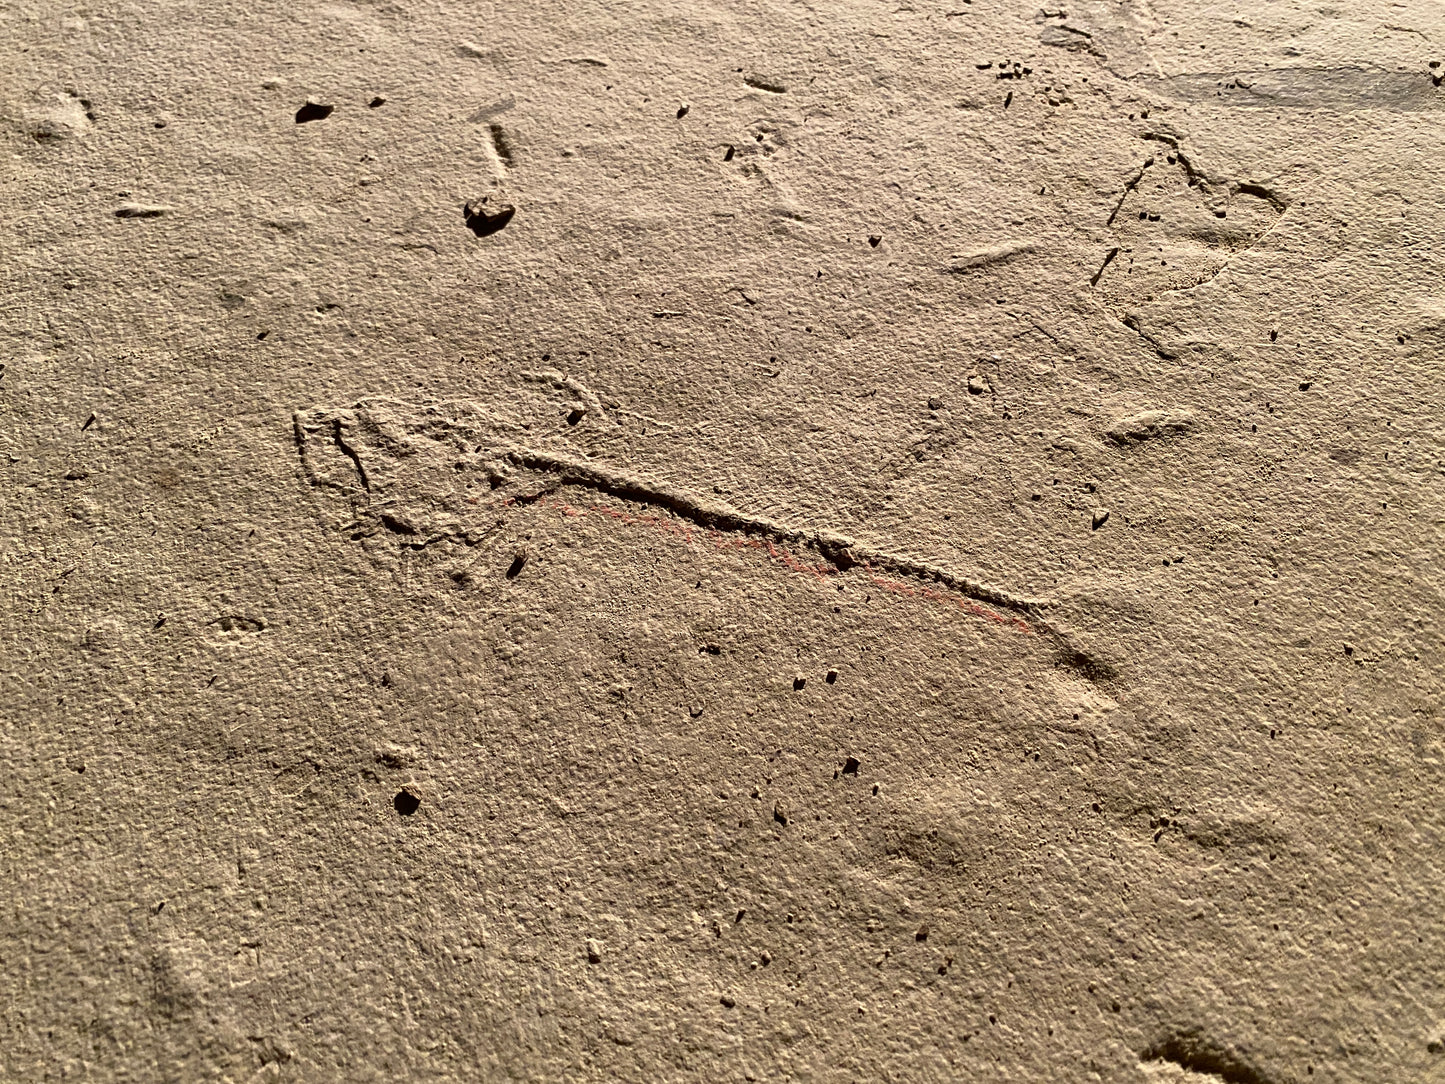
[2,0,1443,1080]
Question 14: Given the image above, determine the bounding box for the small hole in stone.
[394,789,421,816]
[295,102,335,123]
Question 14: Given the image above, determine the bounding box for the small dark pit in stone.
[842,756,860,775]
[463,199,516,237]
[295,102,334,123]
[393,789,421,816]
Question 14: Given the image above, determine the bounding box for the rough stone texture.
[2,1,1442,1081]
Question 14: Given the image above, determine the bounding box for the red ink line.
[862,564,1031,634]
[484,493,1032,634]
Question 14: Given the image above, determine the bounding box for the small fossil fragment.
[1105,409,1196,444]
